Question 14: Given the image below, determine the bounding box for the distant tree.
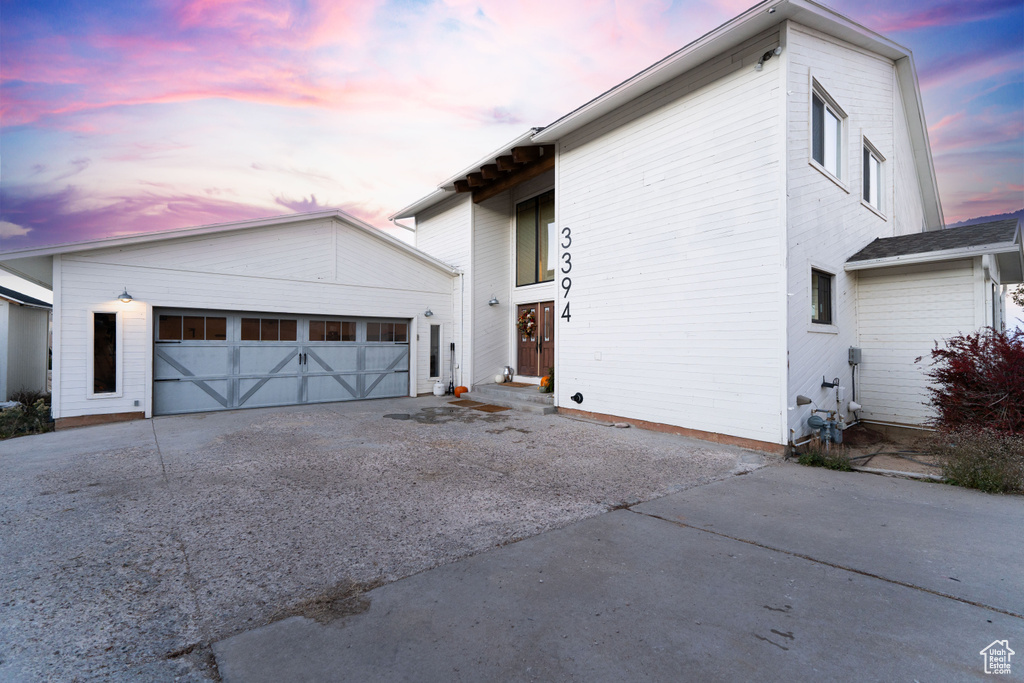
[1013,285,1024,308]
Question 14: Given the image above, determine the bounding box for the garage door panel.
[364,346,409,372]
[306,346,358,372]
[154,379,230,414]
[238,346,300,375]
[155,345,232,379]
[238,376,301,408]
[306,374,360,403]
[365,371,409,399]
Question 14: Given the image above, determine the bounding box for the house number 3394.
[560,226,572,322]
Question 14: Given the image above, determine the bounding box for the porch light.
[488,296,499,306]
[118,288,133,303]
[424,309,433,317]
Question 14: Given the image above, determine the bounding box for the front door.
[516,301,554,377]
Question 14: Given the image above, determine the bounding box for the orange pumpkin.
[454,385,469,398]
[540,376,551,387]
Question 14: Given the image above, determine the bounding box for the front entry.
[516,301,554,377]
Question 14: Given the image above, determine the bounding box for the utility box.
[848,347,862,365]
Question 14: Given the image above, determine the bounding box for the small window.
[811,85,845,180]
[241,318,260,340]
[158,315,182,340]
[205,317,227,340]
[93,312,117,394]
[429,325,440,378]
[183,316,204,340]
[811,269,833,325]
[862,141,883,211]
[241,317,295,341]
[367,322,380,342]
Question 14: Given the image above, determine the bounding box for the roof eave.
[845,242,1021,271]
[389,189,458,221]
[0,209,348,261]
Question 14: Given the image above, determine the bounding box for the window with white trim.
[811,84,845,180]
[92,311,118,394]
[811,269,833,325]
[862,140,884,212]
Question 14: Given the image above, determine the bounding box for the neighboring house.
[391,0,1023,451]
[0,285,52,401]
[0,211,458,429]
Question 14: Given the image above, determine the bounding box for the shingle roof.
[846,218,1020,263]
[0,285,52,309]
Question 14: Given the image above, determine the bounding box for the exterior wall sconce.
[755,46,782,71]
[488,296,499,306]
[118,288,133,303]
[424,309,433,317]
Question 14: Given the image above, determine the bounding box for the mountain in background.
[946,208,1024,229]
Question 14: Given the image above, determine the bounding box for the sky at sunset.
[1,0,1022,255]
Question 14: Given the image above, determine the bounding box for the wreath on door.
[517,309,537,337]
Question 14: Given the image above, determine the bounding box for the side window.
[429,325,440,378]
[811,269,834,325]
[862,140,884,212]
[811,82,846,181]
[92,312,118,394]
[515,189,556,286]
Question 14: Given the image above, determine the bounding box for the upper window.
[240,317,297,341]
[811,269,833,325]
[811,85,845,180]
[516,189,555,287]
[862,140,884,212]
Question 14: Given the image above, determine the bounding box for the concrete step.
[470,383,554,405]
[464,384,556,415]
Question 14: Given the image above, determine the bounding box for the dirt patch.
[843,424,942,475]
[273,579,380,626]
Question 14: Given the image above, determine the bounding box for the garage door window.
[367,322,407,343]
[241,317,297,341]
[309,320,356,342]
[159,314,227,341]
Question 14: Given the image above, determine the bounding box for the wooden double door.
[517,301,554,377]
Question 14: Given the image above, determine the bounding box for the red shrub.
[922,328,1024,435]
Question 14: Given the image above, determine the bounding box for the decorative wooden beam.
[480,163,501,180]
[496,155,516,171]
[466,172,484,187]
[473,153,555,204]
[511,146,541,164]
[454,179,471,193]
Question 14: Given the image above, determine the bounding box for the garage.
[0,210,458,428]
[154,309,410,415]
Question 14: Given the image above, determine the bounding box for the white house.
[0,211,459,429]
[0,285,51,400]
[2,0,1020,447]
[391,0,1022,451]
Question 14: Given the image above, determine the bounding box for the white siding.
[472,191,512,384]
[4,304,50,398]
[55,218,455,419]
[415,194,472,386]
[784,23,925,437]
[556,29,786,444]
[856,259,978,426]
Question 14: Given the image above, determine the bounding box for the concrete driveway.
[214,464,1024,682]
[0,396,759,681]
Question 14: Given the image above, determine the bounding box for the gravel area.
[0,396,769,681]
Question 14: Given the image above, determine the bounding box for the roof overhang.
[0,209,460,290]
[389,129,549,221]
[845,230,1024,284]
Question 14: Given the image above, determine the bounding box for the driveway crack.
[629,509,1023,620]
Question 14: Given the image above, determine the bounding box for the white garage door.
[154,309,410,416]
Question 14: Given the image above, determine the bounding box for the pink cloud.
[864,0,1020,33]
